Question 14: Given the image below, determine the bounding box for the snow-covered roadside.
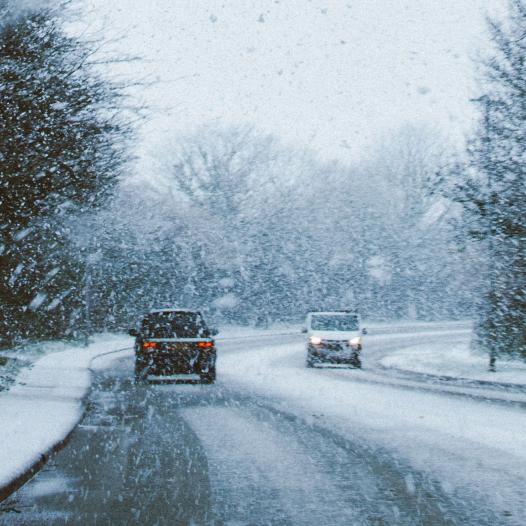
[0,336,133,392]
[218,341,526,524]
[216,321,471,339]
[0,325,290,501]
[215,324,300,340]
[381,341,526,387]
[0,339,94,392]
[0,334,131,501]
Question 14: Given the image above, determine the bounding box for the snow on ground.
[0,336,130,392]
[0,334,131,495]
[182,406,371,525]
[365,319,471,333]
[217,337,526,524]
[2,322,525,519]
[0,322,291,494]
[215,320,470,340]
[381,341,526,386]
[215,324,299,340]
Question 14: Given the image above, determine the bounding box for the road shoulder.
[380,341,526,388]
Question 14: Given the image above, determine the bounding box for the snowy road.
[1,325,525,525]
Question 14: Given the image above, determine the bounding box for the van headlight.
[349,337,361,347]
[309,336,322,345]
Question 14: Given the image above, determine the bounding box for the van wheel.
[350,353,362,369]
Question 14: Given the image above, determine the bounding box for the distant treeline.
[0,1,524,363]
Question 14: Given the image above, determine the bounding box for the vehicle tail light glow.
[197,341,213,348]
[142,341,157,348]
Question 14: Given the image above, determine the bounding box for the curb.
[0,346,133,505]
[379,363,526,393]
[0,416,81,504]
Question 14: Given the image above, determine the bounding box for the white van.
[302,311,365,368]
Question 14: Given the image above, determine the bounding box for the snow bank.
[381,341,526,386]
[0,334,131,499]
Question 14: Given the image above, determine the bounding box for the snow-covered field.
[381,341,526,386]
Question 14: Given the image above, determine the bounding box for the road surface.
[1,325,524,525]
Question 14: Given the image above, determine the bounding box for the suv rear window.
[141,312,208,338]
[310,314,359,331]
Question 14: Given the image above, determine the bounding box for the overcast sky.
[83,0,502,165]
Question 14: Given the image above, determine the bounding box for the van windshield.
[310,314,359,331]
[141,312,208,338]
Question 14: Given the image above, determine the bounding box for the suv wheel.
[200,366,216,384]
[134,359,148,384]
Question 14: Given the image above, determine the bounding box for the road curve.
[0,327,521,525]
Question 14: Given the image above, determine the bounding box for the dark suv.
[129,309,218,384]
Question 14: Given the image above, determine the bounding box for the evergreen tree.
[454,0,526,363]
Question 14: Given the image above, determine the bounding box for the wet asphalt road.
[0,333,511,526]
